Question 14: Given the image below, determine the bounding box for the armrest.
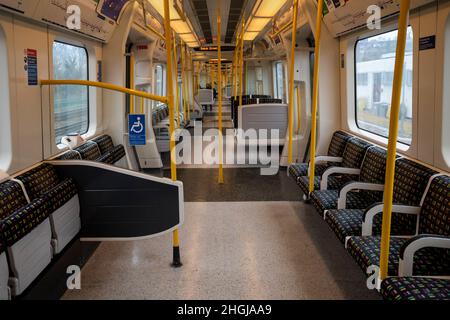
[320,167,361,191]
[361,203,421,236]
[315,156,343,164]
[307,156,342,176]
[337,182,384,210]
[399,235,450,276]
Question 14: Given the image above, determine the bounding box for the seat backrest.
[92,135,114,154]
[357,146,388,203]
[341,138,372,168]
[16,163,61,200]
[259,98,283,104]
[0,180,28,220]
[74,141,101,161]
[197,89,214,104]
[393,159,438,206]
[327,131,352,157]
[419,175,450,236]
[57,150,82,160]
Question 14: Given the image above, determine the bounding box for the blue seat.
[381,277,450,300]
[325,158,438,243]
[16,163,80,254]
[310,146,388,216]
[0,180,53,296]
[288,131,353,185]
[346,175,450,278]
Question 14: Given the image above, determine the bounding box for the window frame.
[52,40,90,145]
[353,27,414,146]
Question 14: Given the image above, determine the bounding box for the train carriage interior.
[0,0,449,305]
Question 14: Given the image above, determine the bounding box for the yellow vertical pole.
[130,54,135,114]
[288,0,299,164]
[188,49,193,120]
[173,34,181,128]
[233,47,239,98]
[163,0,181,268]
[296,86,301,134]
[239,20,245,107]
[181,41,187,125]
[379,0,410,282]
[217,6,224,184]
[308,0,323,193]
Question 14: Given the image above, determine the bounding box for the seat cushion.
[75,141,102,161]
[43,178,78,212]
[92,135,114,154]
[96,145,126,165]
[0,180,29,220]
[15,163,60,200]
[381,277,450,301]
[297,176,353,196]
[347,236,450,276]
[0,198,50,247]
[288,163,328,182]
[57,150,81,160]
[310,190,375,214]
[326,209,368,243]
[326,208,417,244]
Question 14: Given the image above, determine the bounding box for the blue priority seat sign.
[128,114,146,146]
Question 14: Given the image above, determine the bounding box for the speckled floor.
[62,201,380,300]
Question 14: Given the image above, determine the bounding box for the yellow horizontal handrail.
[40,79,168,104]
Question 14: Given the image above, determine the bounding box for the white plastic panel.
[318,0,435,38]
[0,252,8,300]
[7,218,52,296]
[33,0,116,42]
[0,0,40,15]
[51,195,81,254]
[196,89,214,105]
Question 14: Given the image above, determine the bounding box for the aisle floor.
[63,201,379,300]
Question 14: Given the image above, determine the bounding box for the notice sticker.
[25,49,38,86]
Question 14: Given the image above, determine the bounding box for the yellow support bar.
[239,19,245,107]
[40,79,168,104]
[217,5,224,184]
[308,0,323,193]
[288,0,299,164]
[187,48,192,120]
[296,86,301,135]
[379,0,411,282]
[130,54,135,114]
[181,41,188,125]
[163,0,181,268]
[173,34,181,128]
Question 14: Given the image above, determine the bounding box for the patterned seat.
[310,146,387,215]
[16,163,80,254]
[57,150,81,160]
[288,131,352,184]
[297,175,356,196]
[326,159,438,243]
[347,236,450,276]
[74,141,102,161]
[92,135,126,165]
[347,175,450,277]
[92,135,114,154]
[96,145,126,165]
[0,179,53,296]
[381,277,450,300]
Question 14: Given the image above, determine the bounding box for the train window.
[355,27,413,145]
[274,61,285,101]
[154,64,165,97]
[53,41,89,144]
[0,27,11,171]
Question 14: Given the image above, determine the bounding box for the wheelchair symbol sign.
[128,114,146,146]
